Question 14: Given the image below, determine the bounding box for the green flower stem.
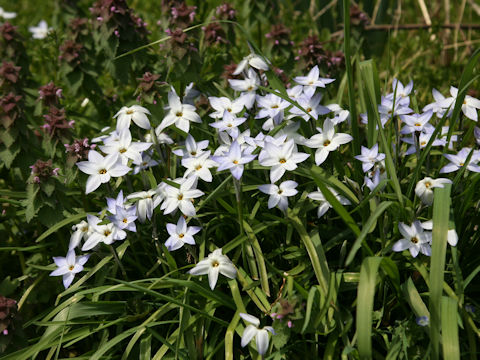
[110,245,128,281]
[234,177,259,280]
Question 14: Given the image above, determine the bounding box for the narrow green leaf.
[429,184,452,360]
[356,256,383,360]
[343,0,360,157]
[243,221,270,296]
[310,171,361,237]
[290,215,329,294]
[402,278,430,319]
[345,201,392,266]
[302,286,321,333]
[36,212,87,242]
[225,311,241,360]
[442,296,460,360]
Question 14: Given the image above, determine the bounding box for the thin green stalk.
[234,178,258,280]
[343,0,360,157]
[110,245,128,281]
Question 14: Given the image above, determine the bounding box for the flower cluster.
[29,159,59,184]
[41,33,480,355]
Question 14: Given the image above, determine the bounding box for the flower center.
[233,160,239,164]
[81,226,88,232]
[306,107,312,112]
[119,148,127,153]
[191,151,197,156]
[104,230,111,236]
[99,169,107,174]
[415,123,421,127]
[278,189,283,194]
[178,194,184,201]
[323,140,331,147]
[227,108,232,112]
[425,181,431,188]
[411,236,419,244]
[195,164,202,170]
[463,100,467,105]
[69,265,75,271]
[176,111,183,117]
[227,123,233,127]
[420,141,426,146]
[279,158,286,164]
[142,162,148,166]
[211,260,220,267]
[247,86,253,91]
[271,104,279,109]
[308,81,313,85]
[122,218,128,223]
[126,110,134,115]
[178,233,184,238]
[459,162,464,166]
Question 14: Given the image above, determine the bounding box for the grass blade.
[345,201,392,266]
[343,0,360,157]
[429,184,452,360]
[356,256,383,360]
[442,296,460,360]
[289,215,329,294]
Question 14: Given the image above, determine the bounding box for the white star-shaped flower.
[211,141,256,180]
[400,110,434,134]
[69,220,92,251]
[114,105,151,131]
[127,190,161,223]
[258,139,309,182]
[415,177,452,206]
[303,119,352,166]
[189,249,236,289]
[436,86,480,121]
[76,150,130,194]
[208,96,244,119]
[29,20,52,39]
[288,94,330,121]
[209,111,247,138]
[165,217,201,251]
[308,186,351,218]
[258,181,298,211]
[354,144,385,173]
[392,221,432,258]
[100,128,151,164]
[182,151,218,182]
[228,69,260,109]
[50,250,90,289]
[158,89,201,133]
[0,7,17,19]
[232,53,269,75]
[173,134,209,158]
[239,313,275,356]
[440,147,480,173]
[293,65,335,98]
[160,177,204,216]
[81,215,125,251]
